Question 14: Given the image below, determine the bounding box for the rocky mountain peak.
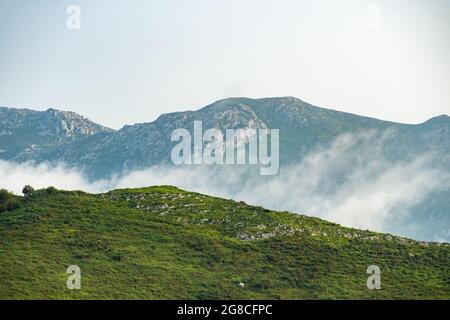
[41,108,115,137]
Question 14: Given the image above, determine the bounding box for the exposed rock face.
[0,107,115,160]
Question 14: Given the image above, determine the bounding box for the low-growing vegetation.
[0,189,20,213]
[0,186,448,299]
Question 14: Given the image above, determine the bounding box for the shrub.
[22,185,35,200]
[45,186,58,195]
[0,189,20,213]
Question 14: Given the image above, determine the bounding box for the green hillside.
[0,186,448,300]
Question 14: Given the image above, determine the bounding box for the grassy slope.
[0,186,448,300]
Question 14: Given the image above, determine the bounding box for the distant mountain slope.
[16,97,407,177]
[0,107,115,160]
[0,186,448,299]
[2,97,448,178]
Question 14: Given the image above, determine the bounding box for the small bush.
[45,186,58,195]
[0,189,20,213]
[22,185,35,200]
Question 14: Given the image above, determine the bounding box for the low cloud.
[236,132,449,234]
[0,161,105,194]
[1,130,449,241]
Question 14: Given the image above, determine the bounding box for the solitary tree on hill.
[22,185,35,200]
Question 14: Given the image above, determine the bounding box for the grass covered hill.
[0,186,449,299]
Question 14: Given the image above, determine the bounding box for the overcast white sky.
[0,0,449,129]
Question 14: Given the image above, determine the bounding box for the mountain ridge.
[0,106,115,161]
[3,96,423,175]
[2,97,448,130]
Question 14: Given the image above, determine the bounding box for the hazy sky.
[0,0,449,129]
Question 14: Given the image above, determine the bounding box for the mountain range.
[0,97,449,242]
[2,97,449,176]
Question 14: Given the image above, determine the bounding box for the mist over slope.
[0,97,449,242]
